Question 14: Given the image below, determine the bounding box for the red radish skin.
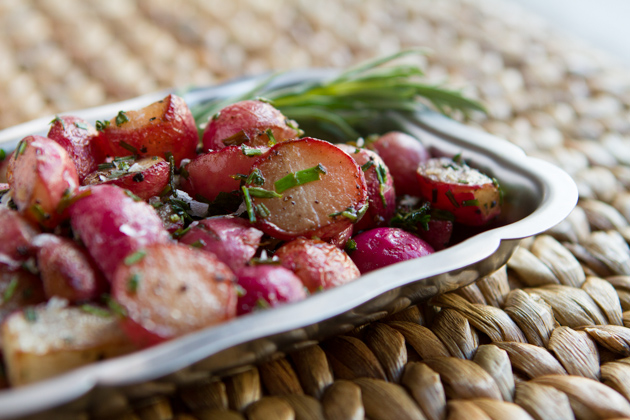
[350,227,434,274]
[83,157,170,200]
[33,234,108,302]
[180,145,266,202]
[47,116,102,182]
[0,208,40,265]
[0,151,12,183]
[275,238,360,293]
[418,218,453,251]
[336,144,396,231]
[112,243,236,347]
[416,157,501,226]
[68,185,169,281]
[371,131,430,196]
[96,94,198,165]
[203,100,300,151]
[245,138,368,242]
[235,265,306,315]
[179,216,263,272]
[7,135,80,228]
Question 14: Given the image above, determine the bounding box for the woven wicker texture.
[4,0,630,419]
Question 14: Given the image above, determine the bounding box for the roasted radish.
[96,94,198,165]
[336,144,395,231]
[7,135,80,228]
[244,138,368,242]
[1,300,135,386]
[179,216,263,272]
[416,157,502,226]
[350,227,434,274]
[235,265,306,315]
[180,145,266,203]
[47,116,102,183]
[112,243,236,347]
[68,185,169,281]
[0,208,39,265]
[371,131,430,196]
[203,100,300,151]
[33,234,108,302]
[83,156,170,200]
[0,268,46,330]
[275,238,360,293]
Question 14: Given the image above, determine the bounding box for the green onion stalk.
[191,49,486,143]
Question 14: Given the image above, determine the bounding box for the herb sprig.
[191,49,485,142]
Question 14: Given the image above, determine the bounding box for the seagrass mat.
[4,0,630,419]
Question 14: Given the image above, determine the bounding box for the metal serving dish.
[0,70,578,419]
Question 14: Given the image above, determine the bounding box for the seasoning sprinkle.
[80,304,111,317]
[124,250,146,265]
[115,110,129,126]
[127,273,140,293]
[274,164,327,193]
[2,276,19,303]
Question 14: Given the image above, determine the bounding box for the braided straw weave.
[4,0,630,419]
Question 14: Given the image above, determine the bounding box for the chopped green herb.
[0,149,5,161]
[98,162,115,170]
[115,110,129,126]
[241,144,263,156]
[102,294,127,317]
[246,187,282,199]
[445,190,460,208]
[205,191,242,216]
[329,203,369,222]
[361,160,375,171]
[458,179,469,184]
[50,115,66,129]
[169,214,181,223]
[132,172,145,182]
[255,203,271,218]
[390,202,431,232]
[80,304,111,317]
[166,152,177,197]
[212,111,221,121]
[242,186,256,223]
[274,164,327,193]
[57,188,92,214]
[30,203,50,222]
[2,276,19,303]
[255,298,271,310]
[123,189,142,202]
[171,226,191,239]
[190,239,206,248]
[235,284,246,297]
[24,307,37,322]
[95,120,110,132]
[245,168,265,186]
[124,250,146,265]
[265,128,277,146]
[462,199,480,207]
[127,273,140,293]
[74,122,88,130]
[492,177,504,206]
[453,153,462,163]
[345,239,357,254]
[16,140,27,156]
[119,141,138,154]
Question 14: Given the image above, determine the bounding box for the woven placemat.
[4,0,630,419]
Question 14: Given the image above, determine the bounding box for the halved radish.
[244,138,368,242]
[0,207,39,265]
[336,144,395,231]
[7,135,79,228]
[202,100,300,151]
[112,243,236,347]
[235,265,306,315]
[274,238,360,293]
[33,234,108,302]
[416,157,501,226]
[83,156,169,200]
[95,94,198,165]
[47,116,103,183]
[179,216,263,272]
[68,185,169,281]
[371,131,430,196]
[180,145,266,203]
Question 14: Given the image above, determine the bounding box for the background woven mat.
[5,0,630,419]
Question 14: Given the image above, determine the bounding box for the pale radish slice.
[112,243,236,347]
[244,138,368,242]
[416,157,502,226]
[83,156,169,200]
